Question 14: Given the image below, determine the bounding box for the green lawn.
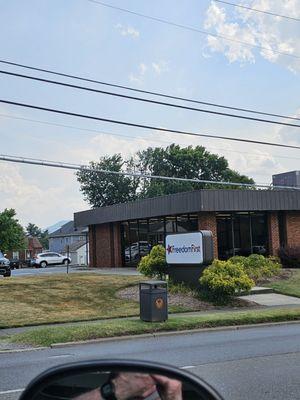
[0,274,193,329]
[0,274,145,328]
[266,270,300,298]
[11,307,300,347]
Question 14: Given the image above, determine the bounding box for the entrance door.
[233,213,252,256]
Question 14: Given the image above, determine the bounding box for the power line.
[1,98,300,150]
[87,0,300,59]
[2,69,300,128]
[0,59,299,123]
[1,153,299,190]
[214,0,300,22]
[1,112,300,162]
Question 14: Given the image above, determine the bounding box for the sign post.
[166,231,213,288]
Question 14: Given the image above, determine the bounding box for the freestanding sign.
[166,232,204,265]
[166,231,213,287]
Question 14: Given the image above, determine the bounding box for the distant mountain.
[46,220,71,234]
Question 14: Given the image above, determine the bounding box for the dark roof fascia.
[49,232,88,239]
[74,189,300,227]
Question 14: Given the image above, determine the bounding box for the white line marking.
[0,389,24,395]
[180,365,196,369]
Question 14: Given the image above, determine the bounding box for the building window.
[216,213,233,259]
[149,218,165,246]
[12,251,19,259]
[121,214,199,266]
[216,212,268,259]
[251,213,268,255]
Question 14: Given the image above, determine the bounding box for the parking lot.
[2,266,141,277]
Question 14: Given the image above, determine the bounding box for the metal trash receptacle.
[139,281,168,322]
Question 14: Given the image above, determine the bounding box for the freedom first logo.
[167,244,201,254]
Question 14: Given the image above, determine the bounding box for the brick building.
[6,236,43,261]
[74,189,300,268]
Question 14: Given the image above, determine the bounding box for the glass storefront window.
[233,213,252,257]
[188,214,199,231]
[217,214,234,259]
[121,213,200,266]
[176,214,198,232]
[138,219,151,259]
[148,218,165,247]
[165,216,177,233]
[217,212,269,259]
[250,213,268,255]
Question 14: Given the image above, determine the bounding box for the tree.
[76,154,139,208]
[26,223,49,249]
[138,144,254,198]
[76,145,254,208]
[0,209,25,252]
[39,230,49,249]
[26,223,41,237]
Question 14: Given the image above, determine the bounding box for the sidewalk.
[238,292,300,306]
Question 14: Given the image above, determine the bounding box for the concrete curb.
[50,319,300,348]
[0,346,47,354]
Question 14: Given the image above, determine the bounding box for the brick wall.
[268,212,280,256]
[198,212,218,258]
[112,222,123,267]
[286,212,300,247]
[88,222,122,268]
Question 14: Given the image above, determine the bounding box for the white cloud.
[1,119,298,229]
[115,23,140,38]
[276,108,300,144]
[129,63,147,84]
[152,61,169,75]
[129,60,169,84]
[0,162,88,228]
[203,1,300,71]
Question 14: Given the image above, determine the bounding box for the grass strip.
[0,274,195,328]
[267,270,300,298]
[10,307,300,347]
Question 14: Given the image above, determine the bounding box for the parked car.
[0,251,11,277]
[9,258,21,269]
[125,241,151,262]
[32,252,71,268]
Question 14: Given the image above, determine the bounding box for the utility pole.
[85,231,89,266]
[67,244,70,274]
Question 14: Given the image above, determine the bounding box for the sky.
[0,0,300,229]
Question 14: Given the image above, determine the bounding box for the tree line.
[0,144,254,253]
[77,144,254,208]
[0,209,49,253]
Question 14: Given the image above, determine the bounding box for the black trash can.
[139,281,168,322]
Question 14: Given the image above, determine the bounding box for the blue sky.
[0,0,300,228]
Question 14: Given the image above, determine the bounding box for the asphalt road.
[1,323,300,400]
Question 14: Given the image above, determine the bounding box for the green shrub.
[137,245,167,280]
[199,260,254,304]
[229,254,281,282]
[278,246,300,268]
[168,281,195,295]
